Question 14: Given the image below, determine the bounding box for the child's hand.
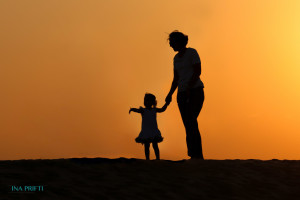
[165,94,172,104]
[165,101,171,106]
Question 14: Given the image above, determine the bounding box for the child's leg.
[152,142,160,160]
[144,142,150,160]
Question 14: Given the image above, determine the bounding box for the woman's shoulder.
[174,48,198,57]
[187,47,200,59]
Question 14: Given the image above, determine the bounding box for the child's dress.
[135,107,163,144]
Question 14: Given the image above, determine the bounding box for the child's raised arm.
[129,107,143,114]
[156,102,169,113]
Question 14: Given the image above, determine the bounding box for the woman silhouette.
[165,31,205,159]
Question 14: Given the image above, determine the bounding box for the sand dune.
[1,158,300,199]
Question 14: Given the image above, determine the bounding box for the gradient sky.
[0,0,299,160]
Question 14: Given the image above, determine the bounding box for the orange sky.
[0,0,299,160]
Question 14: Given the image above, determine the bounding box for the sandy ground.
[1,157,300,200]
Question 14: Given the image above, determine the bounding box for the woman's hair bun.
[168,30,188,47]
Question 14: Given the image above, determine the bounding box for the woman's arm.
[165,69,179,104]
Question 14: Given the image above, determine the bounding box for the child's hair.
[144,93,157,108]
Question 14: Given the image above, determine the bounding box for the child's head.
[144,93,157,108]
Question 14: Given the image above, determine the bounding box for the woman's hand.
[165,94,172,104]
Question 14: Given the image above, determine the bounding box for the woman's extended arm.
[165,69,179,104]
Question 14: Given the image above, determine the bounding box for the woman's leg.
[188,87,204,159]
[152,142,160,160]
[177,87,204,159]
[144,142,150,160]
[177,95,192,157]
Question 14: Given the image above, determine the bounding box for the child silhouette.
[129,93,169,160]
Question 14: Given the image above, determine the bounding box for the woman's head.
[144,93,157,108]
[168,31,188,51]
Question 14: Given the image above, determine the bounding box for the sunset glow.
[0,0,299,160]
